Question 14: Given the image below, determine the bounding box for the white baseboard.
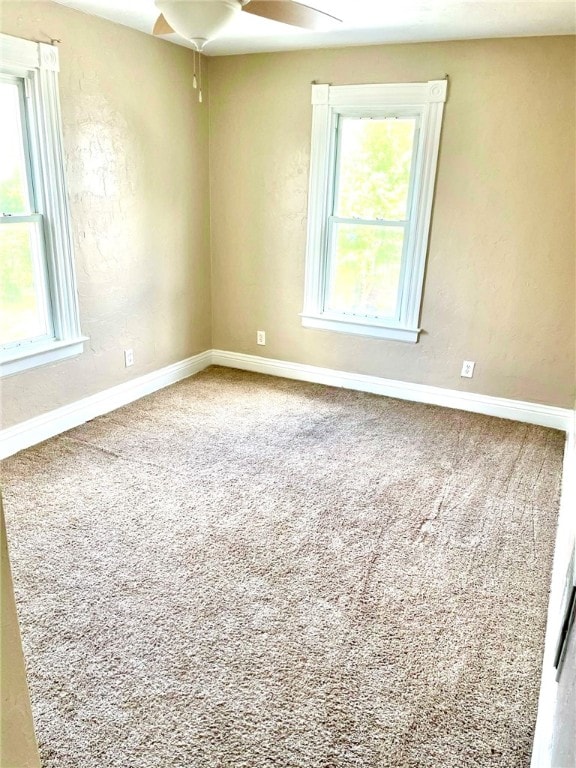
[0,350,212,460]
[212,350,573,432]
[1,348,572,460]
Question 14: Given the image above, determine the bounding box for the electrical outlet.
[461,360,475,378]
[124,348,134,367]
[257,330,266,345]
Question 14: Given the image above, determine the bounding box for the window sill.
[0,336,89,377]
[301,313,420,343]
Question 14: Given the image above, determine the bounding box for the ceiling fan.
[153,0,342,51]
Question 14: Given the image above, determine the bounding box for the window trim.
[0,33,87,377]
[301,80,448,343]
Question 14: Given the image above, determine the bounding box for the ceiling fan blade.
[153,13,174,36]
[243,1,341,30]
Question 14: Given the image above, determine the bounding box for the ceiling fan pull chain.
[198,51,203,103]
[193,49,198,89]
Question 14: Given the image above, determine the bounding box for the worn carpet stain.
[1,366,564,768]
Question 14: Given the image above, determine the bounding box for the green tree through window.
[327,117,416,318]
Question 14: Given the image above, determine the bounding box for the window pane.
[325,224,404,319]
[0,222,51,345]
[0,80,31,215]
[335,117,416,221]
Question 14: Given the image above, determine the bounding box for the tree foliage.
[0,167,27,215]
[0,217,40,345]
[327,118,415,318]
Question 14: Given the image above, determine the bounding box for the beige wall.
[0,498,40,768]
[0,17,573,423]
[208,37,576,408]
[0,1,212,428]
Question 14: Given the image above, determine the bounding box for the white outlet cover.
[461,360,475,378]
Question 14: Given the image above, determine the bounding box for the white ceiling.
[53,0,576,56]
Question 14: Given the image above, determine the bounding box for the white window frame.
[0,33,86,377]
[301,80,447,343]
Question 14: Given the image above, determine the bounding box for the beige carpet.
[1,366,564,767]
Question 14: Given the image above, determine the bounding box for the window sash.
[329,216,408,227]
[0,215,54,349]
[0,74,36,216]
[332,113,419,224]
[321,112,421,324]
[0,73,54,351]
[323,218,408,322]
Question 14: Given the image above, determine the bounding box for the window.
[302,80,447,342]
[0,34,85,377]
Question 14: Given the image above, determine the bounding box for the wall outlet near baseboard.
[461,360,475,378]
[256,331,266,346]
[124,349,134,367]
